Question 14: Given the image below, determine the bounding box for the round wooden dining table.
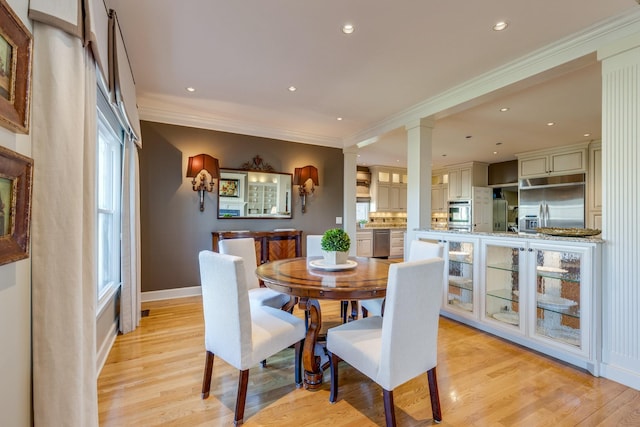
[256,256,393,390]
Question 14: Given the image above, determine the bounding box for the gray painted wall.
[140,121,344,292]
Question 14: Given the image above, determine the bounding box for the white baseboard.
[600,363,640,391]
[141,286,202,302]
[97,321,118,375]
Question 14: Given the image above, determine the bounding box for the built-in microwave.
[447,200,472,231]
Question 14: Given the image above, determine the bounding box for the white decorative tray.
[492,311,520,325]
[309,259,358,271]
[537,293,577,310]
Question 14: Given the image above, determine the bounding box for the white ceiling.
[106,0,639,168]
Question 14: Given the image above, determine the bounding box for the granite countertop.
[414,228,604,244]
[360,225,407,230]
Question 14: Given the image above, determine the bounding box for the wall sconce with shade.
[293,165,319,213]
[186,153,220,212]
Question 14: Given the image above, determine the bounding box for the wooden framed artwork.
[219,178,240,197]
[0,0,32,134]
[0,145,33,266]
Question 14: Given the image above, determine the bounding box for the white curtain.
[31,22,98,427]
[120,135,141,333]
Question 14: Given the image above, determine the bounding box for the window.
[97,95,124,302]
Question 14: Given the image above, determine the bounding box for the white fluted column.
[597,32,640,390]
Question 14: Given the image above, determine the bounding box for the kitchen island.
[415,229,602,375]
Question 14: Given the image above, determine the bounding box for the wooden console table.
[211,230,303,265]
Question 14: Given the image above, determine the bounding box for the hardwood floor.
[98,296,640,426]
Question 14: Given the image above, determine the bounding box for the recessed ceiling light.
[288,86,297,92]
[500,107,509,112]
[584,133,591,137]
[493,151,498,155]
[337,117,343,121]
[493,21,508,31]
[496,142,503,146]
[442,154,447,157]
[465,135,472,139]
[547,122,555,126]
[342,23,355,34]
[186,87,195,92]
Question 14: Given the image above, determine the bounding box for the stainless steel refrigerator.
[518,173,585,233]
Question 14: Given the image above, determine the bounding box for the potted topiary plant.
[321,228,351,265]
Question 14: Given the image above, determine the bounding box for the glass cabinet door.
[446,239,475,313]
[531,245,583,348]
[484,241,523,329]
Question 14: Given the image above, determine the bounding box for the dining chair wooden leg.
[427,367,442,423]
[294,340,303,387]
[329,352,340,403]
[201,351,215,399]
[234,369,250,426]
[382,389,396,427]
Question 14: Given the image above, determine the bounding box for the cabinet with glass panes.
[247,182,278,216]
[483,240,524,332]
[530,242,586,349]
[417,233,480,319]
[416,230,600,375]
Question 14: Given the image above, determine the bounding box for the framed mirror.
[218,168,293,219]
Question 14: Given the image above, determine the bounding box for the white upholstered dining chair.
[327,257,445,426]
[198,250,306,426]
[218,237,291,309]
[361,239,443,317]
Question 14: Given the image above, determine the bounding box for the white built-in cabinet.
[356,230,373,257]
[390,230,405,258]
[447,162,488,200]
[472,186,492,232]
[517,143,588,178]
[431,170,449,212]
[415,230,601,375]
[369,166,407,212]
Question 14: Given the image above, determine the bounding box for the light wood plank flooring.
[98,296,640,426]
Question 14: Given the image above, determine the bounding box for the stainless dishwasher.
[372,229,390,258]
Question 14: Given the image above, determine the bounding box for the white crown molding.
[345,9,640,147]
[139,104,343,148]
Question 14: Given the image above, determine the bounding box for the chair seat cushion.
[248,287,291,309]
[360,298,384,317]
[327,316,382,381]
[247,306,306,369]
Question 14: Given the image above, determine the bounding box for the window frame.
[96,88,125,313]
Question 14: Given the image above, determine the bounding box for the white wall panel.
[600,41,640,389]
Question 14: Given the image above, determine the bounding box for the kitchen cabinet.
[417,232,480,320]
[472,186,492,232]
[356,230,373,257]
[369,166,407,212]
[389,230,405,258]
[246,182,278,215]
[446,162,488,200]
[431,170,448,213]
[517,143,588,178]
[415,230,602,375]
